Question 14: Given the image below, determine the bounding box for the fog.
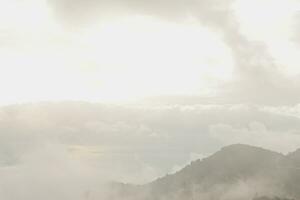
[1,0,300,199]
[0,102,299,199]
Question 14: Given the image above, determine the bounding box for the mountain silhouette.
[109,144,300,200]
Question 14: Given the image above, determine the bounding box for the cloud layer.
[1,102,300,198]
[1,0,300,199]
[1,103,300,170]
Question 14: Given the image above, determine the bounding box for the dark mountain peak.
[222,143,256,149]
[205,144,283,167]
[253,196,295,200]
[149,144,283,194]
[285,148,300,167]
[287,148,300,157]
[114,145,300,200]
[220,144,282,155]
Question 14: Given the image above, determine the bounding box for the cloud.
[0,102,300,198]
[48,0,233,26]
[2,0,300,106]
[0,143,111,200]
[292,7,300,43]
[1,0,300,198]
[1,103,300,165]
[210,122,300,153]
[46,0,300,106]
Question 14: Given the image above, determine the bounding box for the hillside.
[109,144,300,200]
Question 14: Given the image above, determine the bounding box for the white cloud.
[0,101,299,198]
[0,102,300,182]
[210,122,300,154]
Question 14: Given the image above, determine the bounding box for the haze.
[0,0,300,199]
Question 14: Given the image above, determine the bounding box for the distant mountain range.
[107,144,300,200]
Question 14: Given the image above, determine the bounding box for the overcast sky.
[1,0,300,104]
[1,0,300,199]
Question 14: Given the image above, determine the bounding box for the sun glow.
[72,16,234,102]
[0,9,234,104]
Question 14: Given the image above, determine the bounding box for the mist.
[0,102,299,199]
[1,0,300,199]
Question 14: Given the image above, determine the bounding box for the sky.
[1,0,300,199]
[1,0,299,104]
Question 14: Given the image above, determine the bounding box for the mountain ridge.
[109,144,300,200]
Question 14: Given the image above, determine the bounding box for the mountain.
[108,144,300,200]
[253,196,295,200]
[285,148,300,167]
